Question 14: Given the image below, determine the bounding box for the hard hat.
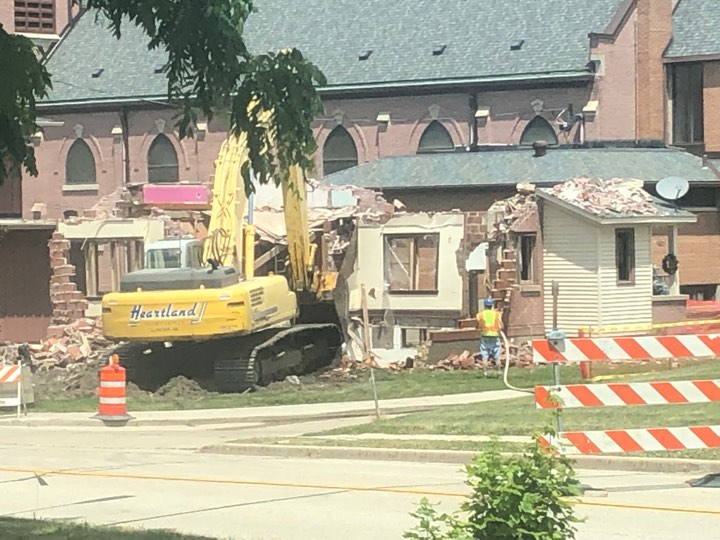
[483,297,494,308]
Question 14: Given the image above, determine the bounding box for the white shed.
[536,181,696,337]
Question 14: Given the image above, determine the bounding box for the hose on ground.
[500,330,533,394]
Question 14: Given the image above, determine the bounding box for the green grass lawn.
[31,358,719,413]
[310,360,720,459]
[31,364,585,413]
[0,517,212,540]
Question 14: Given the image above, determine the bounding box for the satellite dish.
[656,176,689,201]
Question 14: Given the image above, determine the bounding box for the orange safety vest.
[478,309,501,337]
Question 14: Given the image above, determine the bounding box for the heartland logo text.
[129,303,207,324]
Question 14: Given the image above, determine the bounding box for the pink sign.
[143,184,210,207]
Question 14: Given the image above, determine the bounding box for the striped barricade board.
[539,426,720,455]
[0,364,21,407]
[532,334,720,364]
[535,379,720,409]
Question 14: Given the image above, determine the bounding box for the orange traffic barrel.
[94,354,133,425]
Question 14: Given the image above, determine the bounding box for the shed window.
[14,0,55,33]
[417,121,454,153]
[518,234,536,282]
[147,134,179,183]
[615,228,635,284]
[384,234,439,293]
[322,126,358,176]
[65,139,97,185]
[520,116,558,146]
[671,63,704,145]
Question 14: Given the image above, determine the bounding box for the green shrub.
[404,435,582,540]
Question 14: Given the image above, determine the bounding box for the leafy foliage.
[1,1,326,192]
[0,24,52,183]
[405,433,583,540]
[83,0,326,193]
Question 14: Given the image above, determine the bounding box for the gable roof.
[322,147,720,190]
[665,0,720,60]
[41,0,625,105]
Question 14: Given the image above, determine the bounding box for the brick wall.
[587,10,638,140]
[652,213,720,286]
[652,297,687,324]
[704,62,720,153]
[635,0,672,141]
[47,231,88,336]
[0,165,22,217]
[0,229,54,342]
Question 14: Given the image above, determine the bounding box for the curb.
[0,405,435,428]
[198,443,720,474]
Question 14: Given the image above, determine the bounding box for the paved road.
[1,424,719,539]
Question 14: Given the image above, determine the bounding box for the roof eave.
[536,190,696,225]
[320,71,593,96]
[664,53,720,64]
[38,71,593,109]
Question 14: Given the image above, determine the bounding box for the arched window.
[147,133,179,183]
[322,126,358,175]
[520,116,558,146]
[65,139,97,185]
[417,121,454,153]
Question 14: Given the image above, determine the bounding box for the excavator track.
[213,323,342,392]
[110,324,342,393]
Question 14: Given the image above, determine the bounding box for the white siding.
[543,205,600,336]
[598,224,652,330]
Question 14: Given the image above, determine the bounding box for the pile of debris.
[27,318,114,372]
[548,177,659,217]
[487,182,539,240]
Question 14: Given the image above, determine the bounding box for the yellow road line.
[1,466,719,516]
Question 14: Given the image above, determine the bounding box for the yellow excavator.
[101,113,341,392]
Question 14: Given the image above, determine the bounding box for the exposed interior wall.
[339,212,465,361]
[346,212,465,314]
[0,229,54,341]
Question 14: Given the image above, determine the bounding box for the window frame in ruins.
[383,233,440,294]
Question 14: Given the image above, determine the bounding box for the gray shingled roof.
[666,0,720,59]
[42,0,625,105]
[322,147,720,189]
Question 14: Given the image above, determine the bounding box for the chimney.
[635,0,673,141]
[532,140,548,158]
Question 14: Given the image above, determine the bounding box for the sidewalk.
[0,389,527,428]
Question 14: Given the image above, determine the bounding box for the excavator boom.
[100,109,342,392]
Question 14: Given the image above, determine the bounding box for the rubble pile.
[487,182,538,240]
[28,318,114,372]
[549,177,659,216]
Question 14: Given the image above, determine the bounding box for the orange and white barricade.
[536,379,720,454]
[533,333,720,364]
[0,362,24,419]
[94,354,133,426]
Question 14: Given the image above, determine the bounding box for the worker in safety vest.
[476,297,503,365]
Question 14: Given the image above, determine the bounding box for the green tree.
[0,0,326,191]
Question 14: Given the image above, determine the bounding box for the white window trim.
[62,183,99,193]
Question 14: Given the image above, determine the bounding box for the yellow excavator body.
[101,274,297,342]
[99,104,342,391]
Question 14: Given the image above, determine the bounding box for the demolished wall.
[339,211,465,365]
[47,231,88,337]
